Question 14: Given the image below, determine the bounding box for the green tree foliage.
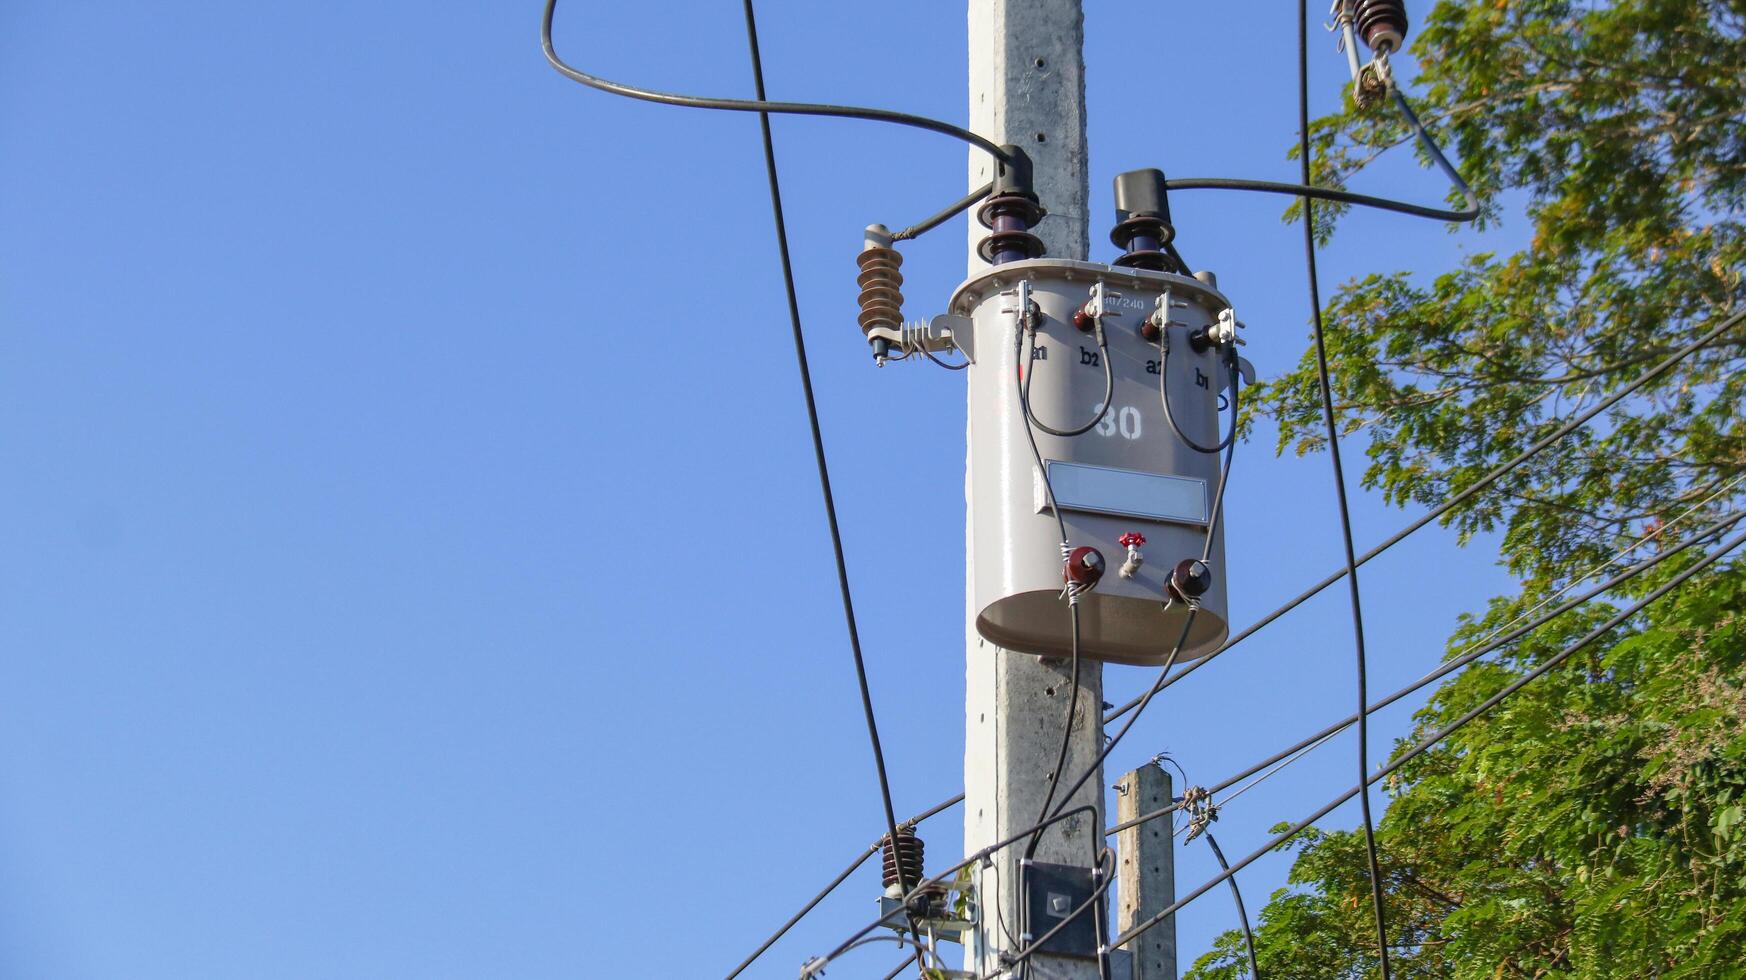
[1187,2,1746,976]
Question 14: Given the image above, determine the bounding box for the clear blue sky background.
[1,2,1522,977]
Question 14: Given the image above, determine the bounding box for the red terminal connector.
[1063,546,1106,591]
[1072,306,1096,333]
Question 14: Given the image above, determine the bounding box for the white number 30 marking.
[1096,404,1143,440]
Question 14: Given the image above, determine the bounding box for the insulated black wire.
[1022,318,1116,437]
[1111,524,1746,951]
[737,0,909,908]
[722,794,965,980]
[1042,422,1237,828]
[1297,3,1392,972]
[892,181,995,242]
[1163,37,1479,226]
[1163,77,1479,225]
[1010,322,1087,865]
[817,803,1101,970]
[1205,832,1262,980]
[981,850,1117,980]
[1101,304,1746,726]
[541,0,1014,165]
[1105,507,1746,841]
[1160,345,1240,454]
[879,952,919,980]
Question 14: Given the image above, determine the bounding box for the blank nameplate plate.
[1037,462,1208,525]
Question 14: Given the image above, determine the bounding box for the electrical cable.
[801,268,1740,980]
[1042,402,1237,829]
[541,0,1015,165]
[1296,2,1392,972]
[1008,315,1093,980]
[1160,344,1240,454]
[918,346,971,371]
[813,804,1100,974]
[892,181,995,242]
[723,795,964,980]
[879,952,919,980]
[975,850,1117,980]
[802,933,931,979]
[1204,832,1262,980]
[1021,316,1116,437]
[1110,523,1746,951]
[1162,78,1478,224]
[1101,304,1746,726]
[1104,507,1746,843]
[736,0,912,934]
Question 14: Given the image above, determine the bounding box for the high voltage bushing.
[976,145,1046,266]
[1110,169,1175,272]
[1354,0,1409,54]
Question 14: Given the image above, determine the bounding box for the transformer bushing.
[953,259,1232,665]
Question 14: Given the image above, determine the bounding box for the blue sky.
[0,2,1520,976]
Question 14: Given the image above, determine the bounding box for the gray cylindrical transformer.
[954,258,1232,666]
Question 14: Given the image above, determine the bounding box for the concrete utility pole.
[963,2,1102,976]
[1116,763,1178,979]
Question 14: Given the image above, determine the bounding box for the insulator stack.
[976,145,1046,266]
[1109,169,1175,272]
[858,225,904,361]
[1355,0,1408,53]
[880,825,925,891]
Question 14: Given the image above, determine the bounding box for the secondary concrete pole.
[1116,763,1178,980]
[964,2,1101,976]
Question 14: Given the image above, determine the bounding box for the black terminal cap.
[1110,169,1174,249]
[992,145,1037,201]
[1115,169,1170,224]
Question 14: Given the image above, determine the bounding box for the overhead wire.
[893,181,995,242]
[1163,482,1746,829]
[1110,523,1746,952]
[1295,1,1391,972]
[548,2,1746,971]
[723,795,964,979]
[811,804,1102,974]
[1102,304,1746,726]
[541,0,1014,164]
[1102,506,1746,844]
[1204,831,1262,980]
[1162,77,1480,224]
[734,0,914,942]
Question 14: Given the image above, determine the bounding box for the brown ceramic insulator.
[879,825,925,890]
[856,245,904,337]
[1063,546,1106,591]
[1355,0,1408,53]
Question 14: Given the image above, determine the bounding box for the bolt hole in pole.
[1035,132,1047,142]
[1034,57,1046,68]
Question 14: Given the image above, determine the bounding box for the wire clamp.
[1144,288,1189,343]
[1002,280,1039,333]
[1181,784,1218,842]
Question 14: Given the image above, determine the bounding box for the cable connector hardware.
[1181,784,1219,842]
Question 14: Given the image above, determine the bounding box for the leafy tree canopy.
[1188,2,1746,976]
